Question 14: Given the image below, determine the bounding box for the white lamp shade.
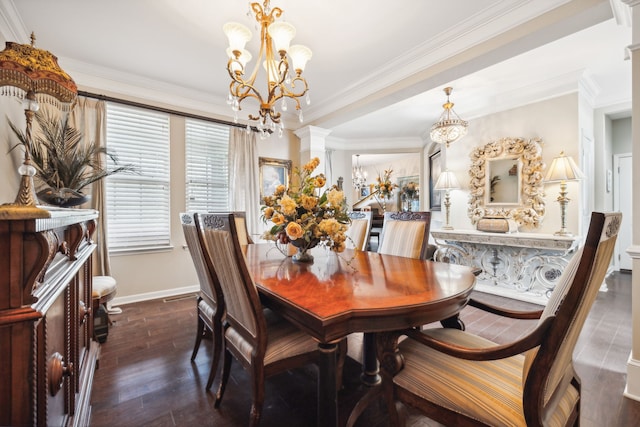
[288,45,312,72]
[544,152,585,182]
[226,48,252,72]
[434,170,460,191]
[268,22,296,53]
[223,22,252,52]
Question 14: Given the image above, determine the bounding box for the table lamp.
[434,170,460,230]
[544,151,584,236]
[0,32,77,219]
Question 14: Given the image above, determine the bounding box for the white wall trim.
[111,285,199,307]
[624,354,640,401]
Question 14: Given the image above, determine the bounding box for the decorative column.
[294,125,332,177]
[622,0,640,402]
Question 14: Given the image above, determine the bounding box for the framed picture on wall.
[429,150,442,211]
[259,157,292,202]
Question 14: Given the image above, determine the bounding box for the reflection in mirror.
[468,137,545,229]
[487,157,520,204]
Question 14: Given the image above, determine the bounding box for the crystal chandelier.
[224,0,312,138]
[430,87,468,147]
[352,154,367,190]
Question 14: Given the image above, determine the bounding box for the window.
[105,103,171,252]
[185,119,230,212]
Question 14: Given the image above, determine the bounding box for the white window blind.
[105,103,171,252]
[185,119,230,212]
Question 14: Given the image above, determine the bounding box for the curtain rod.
[77,90,251,130]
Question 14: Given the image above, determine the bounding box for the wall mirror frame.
[468,137,545,228]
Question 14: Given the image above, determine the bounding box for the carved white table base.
[432,229,580,305]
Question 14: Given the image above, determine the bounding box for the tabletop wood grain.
[244,244,476,342]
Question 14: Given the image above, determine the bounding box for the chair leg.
[383,380,402,427]
[214,348,232,408]
[205,320,223,391]
[249,368,265,427]
[191,314,205,361]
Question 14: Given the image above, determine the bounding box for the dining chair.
[195,212,322,426]
[376,211,621,427]
[180,212,225,391]
[377,211,432,259]
[345,210,372,251]
[232,211,254,245]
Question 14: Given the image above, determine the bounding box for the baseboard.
[111,285,199,307]
[624,353,640,402]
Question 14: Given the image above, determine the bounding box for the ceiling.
[0,0,632,149]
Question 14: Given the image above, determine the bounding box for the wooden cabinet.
[0,208,99,427]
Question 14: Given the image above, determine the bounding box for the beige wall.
[442,93,580,234]
[0,96,28,203]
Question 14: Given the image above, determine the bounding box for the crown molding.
[0,1,29,43]
[305,0,579,123]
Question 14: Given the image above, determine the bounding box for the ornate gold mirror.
[468,137,545,228]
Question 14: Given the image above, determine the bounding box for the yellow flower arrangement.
[375,168,398,199]
[261,157,350,257]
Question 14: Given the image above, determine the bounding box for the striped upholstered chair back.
[195,213,265,350]
[345,211,372,251]
[377,211,431,259]
[180,212,225,390]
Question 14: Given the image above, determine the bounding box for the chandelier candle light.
[544,151,585,236]
[0,32,77,219]
[430,87,468,147]
[224,0,312,139]
[434,170,460,230]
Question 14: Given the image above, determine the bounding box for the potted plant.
[8,110,133,207]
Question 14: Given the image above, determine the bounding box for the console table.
[431,229,580,305]
[0,208,99,427]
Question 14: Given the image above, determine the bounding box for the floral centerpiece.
[375,168,398,199]
[373,168,398,212]
[261,157,350,262]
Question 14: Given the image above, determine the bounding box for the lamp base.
[442,225,454,230]
[554,229,573,237]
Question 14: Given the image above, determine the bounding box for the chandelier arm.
[229,78,262,103]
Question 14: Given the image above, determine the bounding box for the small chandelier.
[224,0,312,138]
[430,87,468,147]
[352,154,367,190]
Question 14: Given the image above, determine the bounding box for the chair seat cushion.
[92,276,117,299]
[224,310,319,366]
[264,316,320,365]
[394,328,579,427]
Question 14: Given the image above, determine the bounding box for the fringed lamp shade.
[0,37,77,111]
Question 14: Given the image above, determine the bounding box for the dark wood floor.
[90,272,640,427]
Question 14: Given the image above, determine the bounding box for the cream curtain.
[69,97,111,276]
[228,128,260,239]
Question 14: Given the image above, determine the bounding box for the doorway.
[614,153,632,271]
